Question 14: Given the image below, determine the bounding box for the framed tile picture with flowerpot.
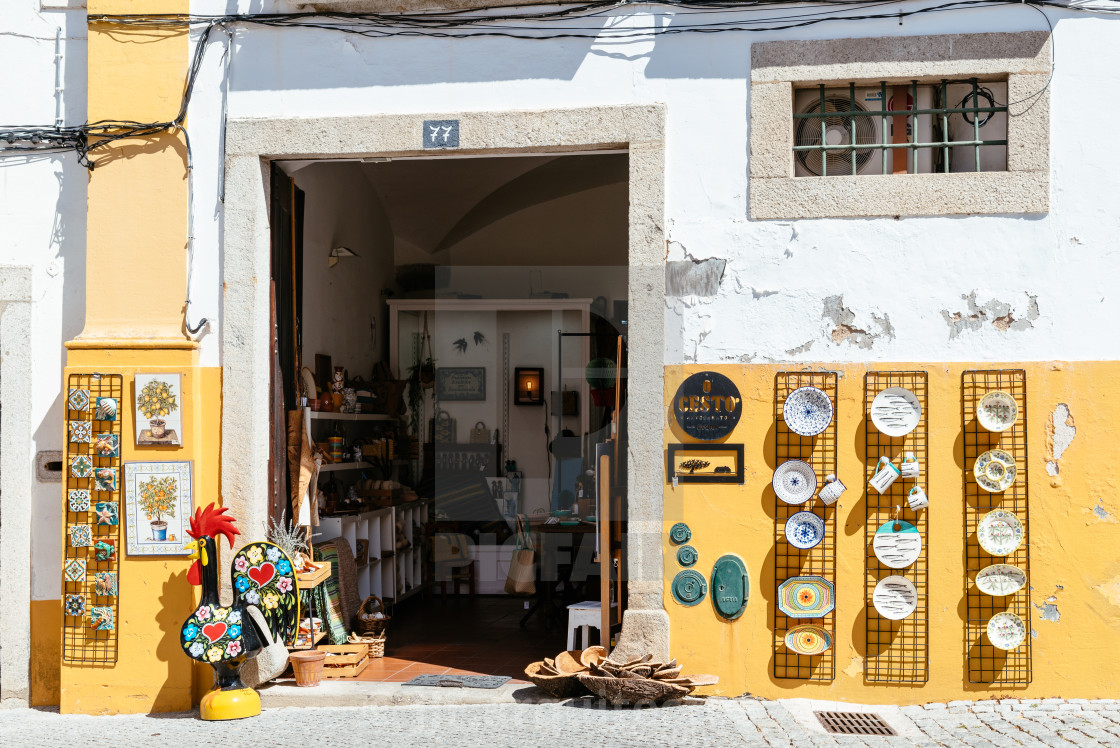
[134,373,183,446]
[123,461,193,556]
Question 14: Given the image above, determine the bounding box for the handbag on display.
[469,421,491,444]
[240,604,290,687]
[504,515,537,597]
[430,409,456,443]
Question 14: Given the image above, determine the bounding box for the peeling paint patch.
[843,656,863,678]
[666,257,726,297]
[786,340,814,356]
[750,287,779,299]
[1093,502,1115,522]
[822,295,895,350]
[941,292,1040,339]
[1033,586,1063,623]
[1045,404,1076,477]
[1095,576,1120,607]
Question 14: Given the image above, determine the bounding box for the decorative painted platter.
[784,511,825,550]
[977,510,1024,556]
[975,564,1027,596]
[778,576,835,619]
[872,575,918,620]
[977,390,1018,433]
[872,519,922,569]
[772,460,817,505]
[987,611,1027,651]
[784,625,833,655]
[782,386,833,437]
[870,387,922,437]
[974,449,1017,492]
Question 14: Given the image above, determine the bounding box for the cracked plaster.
[1045,403,1076,477]
[822,295,895,350]
[941,292,1040,340]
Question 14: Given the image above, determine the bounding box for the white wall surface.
[183,2,1120,364]
[1,1,87,601]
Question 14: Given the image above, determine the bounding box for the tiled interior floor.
[354,595,569,684]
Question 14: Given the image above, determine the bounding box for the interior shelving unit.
[864,371,929,684]
[317,499,431,605]
[773,371,837,682]
[962,369,1032,685]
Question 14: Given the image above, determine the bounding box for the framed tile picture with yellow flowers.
[123,461,193,556]
[134,373,182,446]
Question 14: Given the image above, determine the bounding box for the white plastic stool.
[566,600,602,650]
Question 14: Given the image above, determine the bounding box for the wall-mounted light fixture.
[514,367,544,406]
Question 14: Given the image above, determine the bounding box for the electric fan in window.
[795,97,878,176]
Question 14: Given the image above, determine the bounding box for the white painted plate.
[975,564,1027,596]
[978,390,1018,433]
[974,449,1017,493]
[872,575,918,620]
[772,460,817,505]
[782,387,834,437]
[784,511,825,550]
[977,510,1024,557]
[873,519,922,569]
[987,611,1027,651]
[870,387,922,437]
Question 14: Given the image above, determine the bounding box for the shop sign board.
[671,371,742,440]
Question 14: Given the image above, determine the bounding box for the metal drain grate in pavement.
[815,711,897,736]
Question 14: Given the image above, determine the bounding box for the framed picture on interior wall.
[123,461,193,556]
[133,373,182,446]
[436,367,486,401]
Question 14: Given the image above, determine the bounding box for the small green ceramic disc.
[676,545,698,567]
[669,522,691,544]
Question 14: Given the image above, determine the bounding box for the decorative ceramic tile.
[70,455,94,479]
[93,538,116,562]
[68,489,91,513]
[68,388,90,412]
[64,594,86,617]
[69,524,92,548]
[94,397,118,422]
[93,571,117,597]
[89,606,114,631]
[94,501,119,526]
[69,420,92,444]
[63,558,87,582]
[93,433,119,458]
[93,468,118,493]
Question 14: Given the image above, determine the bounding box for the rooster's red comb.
[186,503,240,549]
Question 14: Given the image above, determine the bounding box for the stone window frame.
[749,32,1051,220]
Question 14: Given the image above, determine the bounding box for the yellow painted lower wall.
[664,362,1120,703]
[30,600,61,706]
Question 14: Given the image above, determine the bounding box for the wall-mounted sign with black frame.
[667,443,745,484]
[436,367,486,401]
[671,371,742,441]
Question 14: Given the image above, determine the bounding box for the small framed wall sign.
[667,443,745,484]
[436,367,486,401]
[123,461,193,555]
[134,373,182,446]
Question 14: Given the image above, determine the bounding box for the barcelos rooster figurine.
[181,504,300,721]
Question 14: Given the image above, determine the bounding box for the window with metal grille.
[793,79,1009,177]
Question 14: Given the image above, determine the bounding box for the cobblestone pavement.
[3,698,1120,747]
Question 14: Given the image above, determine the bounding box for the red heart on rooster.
[248,562,276,587]
[201,622,228,643]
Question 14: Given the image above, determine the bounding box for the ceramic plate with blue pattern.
[772,460,817,505]
[784,511,825,549]
[782,386,833,437]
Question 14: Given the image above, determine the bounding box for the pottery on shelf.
[772,460,817,505]
[782,386,833,437]
[870,387,922,437]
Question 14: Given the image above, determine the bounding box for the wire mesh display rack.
[962,369,1031,685]
[863,371,929,684]
[62,373,123,664]
[773,371,837,682]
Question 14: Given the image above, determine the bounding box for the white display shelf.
[308,411,396,422]
[319,461,373,472]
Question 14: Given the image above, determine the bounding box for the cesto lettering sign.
[672,371,742,441]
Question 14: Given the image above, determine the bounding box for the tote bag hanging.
[504,515,537,596]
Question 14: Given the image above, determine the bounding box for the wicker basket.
[356,595,390,636]
[347,633,386,658]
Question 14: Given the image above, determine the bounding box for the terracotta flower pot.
[289,650,327,687]
[149,418,167,438]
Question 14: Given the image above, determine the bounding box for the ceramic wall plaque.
[123,461,193,556]
[94,501,119,526]
[68,388,90,412]
[671,371,742,441]
[134,373,183,446]
[69,420,92,444]
[63,559,86,583]
[68,489,91,513]
[93,467,118,493]
[94,433,120,458]
[94,397,118,422]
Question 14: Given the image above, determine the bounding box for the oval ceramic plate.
[772,460,817,505]
[974,449,1017,492]
[977,510,1024,556]
[782,386,834,437]
[978,390,1018,433]
[784,625,832,655]
[872,575,918,620]
[975,564,1027,596]
[784,511,825,550]
[873,519,922,569]
[987,611,1027,651]
[777,576,835,618]
[870,387,922,437]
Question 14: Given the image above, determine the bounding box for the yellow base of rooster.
[201,687,261,721]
